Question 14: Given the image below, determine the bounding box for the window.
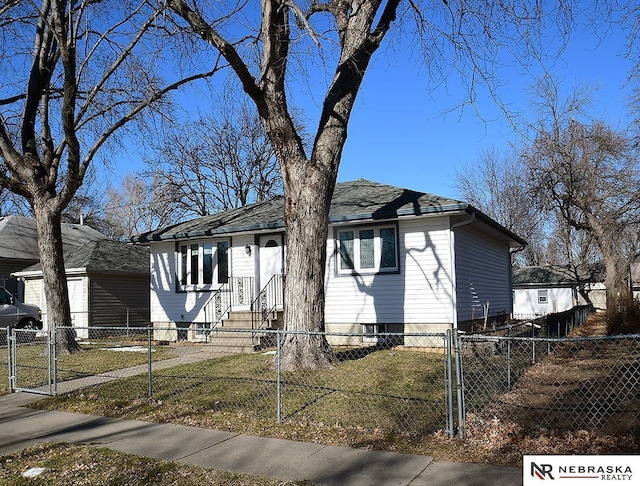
[178,240,230,290]
[203,243,213,285]
[339,231,354,270]
[363,324,388,343]
[336,225,398,274]
[194,322,211,338]
[537,289,548,304]
[0,288,12,305]
[217,241,229,284]
[190,244,199,285]
[180,246,188,286]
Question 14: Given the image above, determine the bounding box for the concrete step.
[201,328,275,353]
[203,343,260,353]
[221,309,284,330]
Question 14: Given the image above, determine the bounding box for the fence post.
[276,330,281,423]
[147,327,152,400]
[507,327,512,390]
[6,327,12,393]
[48,328,53,396]
[52,327,58,396]
[445,330,454,438]
[453,330,465,439]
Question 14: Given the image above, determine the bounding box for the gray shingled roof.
[0,215,108,261]
[18,239,150,275]
[134,179,525,245]
[512,264,605,287]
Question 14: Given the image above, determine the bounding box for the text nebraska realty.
[557,465,632,481]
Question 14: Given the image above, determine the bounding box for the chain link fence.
[4,313,640,442]
[458,332,640,436]
[6,326,456,439]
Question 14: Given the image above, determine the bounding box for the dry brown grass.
[17,314,640,468]
[462,313,640,465]
[0,443,312,485]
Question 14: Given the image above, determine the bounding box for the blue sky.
[334,23,634,199]
[112,8,635,203]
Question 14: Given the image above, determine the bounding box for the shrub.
[606,292,640,335]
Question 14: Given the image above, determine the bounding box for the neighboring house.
[512,264,606,316]
[0,215,108,300]
[133,179,526,345]
[14,239,150,337]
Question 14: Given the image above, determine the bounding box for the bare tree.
[165,0,575,369]
[103,173,183,240]
[525,80,640,310]
[0,188,31,217]
[146,96,282,217]
[455,148,546,266]
[0,0,218,353]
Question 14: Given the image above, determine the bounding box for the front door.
[259,235,283,290]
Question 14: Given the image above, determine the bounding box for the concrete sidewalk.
[0,391,522,485]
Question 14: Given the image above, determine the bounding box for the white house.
[512,264,605,317]
[133,179,526,345]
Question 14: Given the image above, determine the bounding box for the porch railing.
[251,274,284,331]
[200,277,254,336]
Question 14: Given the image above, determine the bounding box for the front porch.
[154,274,284,352]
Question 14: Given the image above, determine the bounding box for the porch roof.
[133,179,525,246]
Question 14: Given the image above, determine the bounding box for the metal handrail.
[200,277,254,336]
[251,274,284,331]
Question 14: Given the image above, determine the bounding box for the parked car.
[0,287,42,329]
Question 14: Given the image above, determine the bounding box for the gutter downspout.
[449,212,476,331]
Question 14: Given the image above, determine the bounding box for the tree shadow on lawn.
[334,344,390,362]
[475,338,640,439]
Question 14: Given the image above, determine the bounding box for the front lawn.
[0,338,175,396]
[33,347,453,455]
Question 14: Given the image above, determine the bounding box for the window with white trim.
[178,240,229,290]
[336,225,398,274]
[537,289,548,304]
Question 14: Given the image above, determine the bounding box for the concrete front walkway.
[0,391,522,485]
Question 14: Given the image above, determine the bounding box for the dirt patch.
[464,313,640,464]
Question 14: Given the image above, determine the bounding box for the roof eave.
[328,203,471,224]
[133,221,286,243]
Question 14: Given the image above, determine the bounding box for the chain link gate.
[8,327,56,395]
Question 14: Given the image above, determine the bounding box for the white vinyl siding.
[150,236,257,324]
[513,287,575,315]
[149,216,515,335]
[454,224,512,323]
[325,217,454,326]
[22,279,42,310]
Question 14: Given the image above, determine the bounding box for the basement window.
[363,324,388,343]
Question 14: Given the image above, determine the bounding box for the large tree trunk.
[594,225,630,313]
[33,205,80,354]
[603,249,630,311]
[280,162,336,371]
